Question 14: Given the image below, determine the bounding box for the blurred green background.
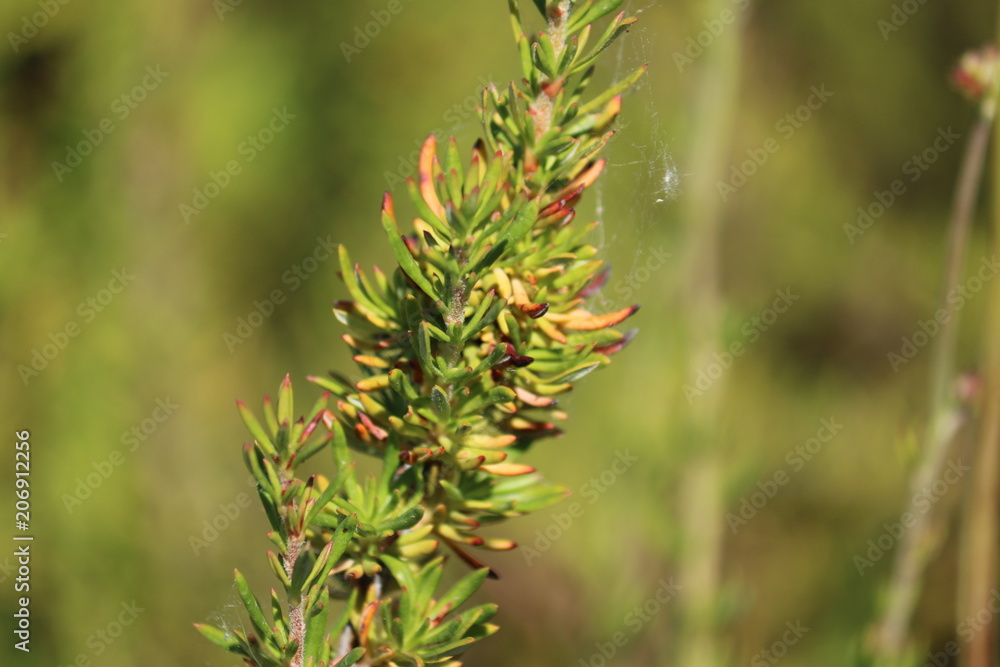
[1,1,997,665]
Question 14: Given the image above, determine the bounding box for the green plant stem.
[872,102,994,661]
[676,4,745,667]
[956,18,1000,666]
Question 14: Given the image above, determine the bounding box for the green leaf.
[270,589,289,644]
[430,568,491,619]
[577,64,646,116]
[257,485,284,535]
[568,0,624,32]
[304,474,347,528]
[532,38,557,78]
[300,541,336,598]
[338,245,390,319]
[289,549,315,598]
[377,440,402,496]
[461,291,499,341]
[277,374,294,429]
[487,386,517,404]
[235,569,274,643]
[331,421,362,498]
[425,321,451,342]
[460,385,517,415]
[466,239,509,280]
[381,196,441,302]
[332,646,365,667]
[571,14,637,73]
[388,368,422,402]
[429,603,499,646]
[302,588,330,662]
[267,551,291,589]
[243,444,272,494]
[406,178,452,238]
[444,138,465,202]
[376,505,424,533]
[261,458,284,504]
[413,559,445,614]
[415,322,444,379]
[431,385,451,419]
[194,623,241,652]
[263,395,279,435]
[505,483,569,513]
[421,605,492,650]
[549,361,602,383]
[508,0,525,41]
[380,554,418,593]
[558,33,580,72]
[330,513,359,564]
[281,639,301,663]
[467,341,509,379]
[500,198,540,251]
[307,372,354,397]
[238,401,276,456]
[562,113,598,137]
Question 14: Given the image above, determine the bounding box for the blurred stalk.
[675,4,746,667]
[955,26,1000,667]
[871,62,995,661]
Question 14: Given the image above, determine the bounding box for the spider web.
[200,580,253,666]
[592,0,680,309]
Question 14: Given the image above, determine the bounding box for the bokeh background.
[2,1,998,665]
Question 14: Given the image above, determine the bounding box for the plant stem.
[675,3,745,666]
[533,0,570,140]
[286,536,306,667]
[956,17,1000,666]
[872,101,993,661]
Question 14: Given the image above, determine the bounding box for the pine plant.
[196,1,644,665]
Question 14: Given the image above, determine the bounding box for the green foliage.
[198,1,642,664]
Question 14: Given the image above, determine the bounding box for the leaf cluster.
[198,2,644,665]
